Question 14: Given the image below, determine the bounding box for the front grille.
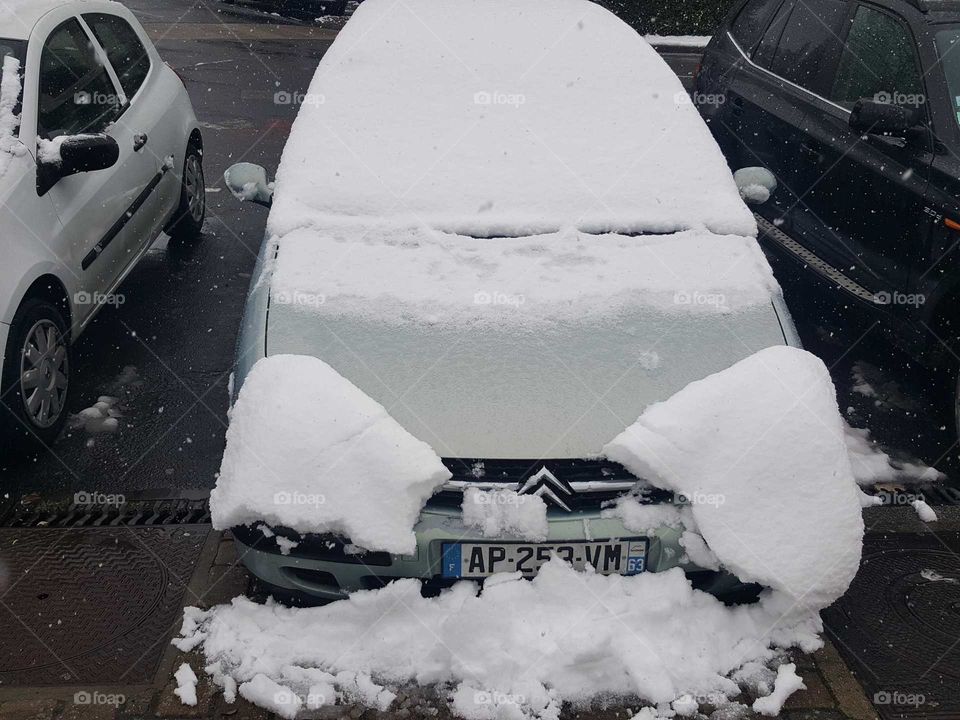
[431,458,662,512]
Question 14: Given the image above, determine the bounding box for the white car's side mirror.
[733,167,777,205]
[224,162,274,208]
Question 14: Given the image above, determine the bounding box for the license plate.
[440,538,648,579]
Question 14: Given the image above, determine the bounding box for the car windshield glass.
[936,27,960,129]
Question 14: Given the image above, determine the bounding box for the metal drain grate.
[1,489,211,528]
[823,532,960,720]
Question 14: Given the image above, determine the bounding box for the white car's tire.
[1,298,72,451]
[169,141,206,241]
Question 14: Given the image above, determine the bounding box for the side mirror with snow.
[733,167,777,205]
[224,162,274,208]
[36,134,119,196]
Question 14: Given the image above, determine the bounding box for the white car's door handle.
[133,134,148,152]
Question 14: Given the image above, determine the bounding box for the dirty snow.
[0,56,24,177]
[174,663,198,706]
[752,664,804,716]
[268,225,779,327]
[461,488,548,542]
[178,560,828,720]
[268,0,753,239]
[71,396,121,434]
[604,346,863,611]
[210,354,451,554]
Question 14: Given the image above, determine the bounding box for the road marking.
[142,23,340,41]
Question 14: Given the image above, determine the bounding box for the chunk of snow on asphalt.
[240,674,301,719]
[912,499,938,523]
[920,568,957,583]
[210,355,451,554]
[174,663,198,706]
[269,226,779,327]
[71,396,121,434]
[752,663,805,716]
[0,56,25,177]
[269,0,753,238]
[462,488,548,542]
[178,559,826,720]
[604,346,863,611]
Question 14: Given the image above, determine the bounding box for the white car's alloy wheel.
[19,319,69,429]
[184,153,205,224]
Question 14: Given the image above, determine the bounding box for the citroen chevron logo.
[516,466,575,512]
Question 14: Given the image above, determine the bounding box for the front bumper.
[234,503,747,602]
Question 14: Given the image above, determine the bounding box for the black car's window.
[830,5,922,110]
[83,13,151,99]
[767,0,849,94]
[37,18,120,139]
[752,0,794,68]
[935,27,960,130]
[730,0,785,55]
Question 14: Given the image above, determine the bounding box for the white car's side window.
[36,18,121,140]
[82,13,151,102]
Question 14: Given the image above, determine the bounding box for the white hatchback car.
[0,0,205,448]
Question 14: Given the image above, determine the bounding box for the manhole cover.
[0,526,208,686]
[823,532,960,720]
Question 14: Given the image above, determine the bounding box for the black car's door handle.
[731,97,744,117]
[133,133,148,152]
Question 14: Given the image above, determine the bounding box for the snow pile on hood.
[268,0,753,239]
[210,355,451,554]
[0,56,25,178]
[268,225,780,326]
[604,345,863,612]
[177,562,821,719]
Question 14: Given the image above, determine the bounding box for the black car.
[697,0,960,444]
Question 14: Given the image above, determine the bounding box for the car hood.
[265,304,789,459]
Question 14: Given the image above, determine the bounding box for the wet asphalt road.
[1,1,955,509]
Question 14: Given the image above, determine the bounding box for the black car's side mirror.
[849,99,919,138]
[37,134,120,196]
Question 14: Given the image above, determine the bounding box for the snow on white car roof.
[268,0,755,239]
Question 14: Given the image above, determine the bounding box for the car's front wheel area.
[0,297,72,452]
[168,140,206,241]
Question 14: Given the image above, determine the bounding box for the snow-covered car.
[220,0,802,603]
[0,0,205,448]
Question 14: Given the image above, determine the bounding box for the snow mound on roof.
[210,355,451,554]
[268,225,779,326]
[177,561,826,719]
[604,346,863,611]
[268,0,753,238]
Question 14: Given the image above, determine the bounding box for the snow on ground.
[267,226,779,327]
[751,664,804,716]
[174,663,198,706]
[462,488,548,542]
[912,499,938,523]
[178,561,827,720]
[70,396,121,434]
[210,354,451,554]
[269,0,753,239]
[0,56,24,178]
[604,346,863,612]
